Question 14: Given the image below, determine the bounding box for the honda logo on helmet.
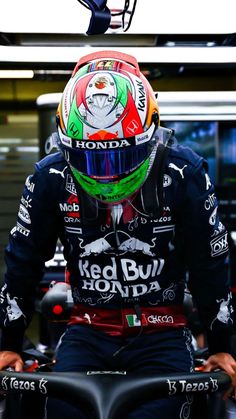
[126,120,139,135]
[75,139,131,149]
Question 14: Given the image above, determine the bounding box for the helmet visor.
[63,140,155,178]
[58,123,156,177]
[57,125,172,178]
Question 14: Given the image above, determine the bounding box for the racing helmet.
[56,50,160,204]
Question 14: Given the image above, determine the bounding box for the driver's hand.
[0,350,23,372]
[203,352,236,399]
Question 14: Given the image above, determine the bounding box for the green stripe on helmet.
[67,97,84,139]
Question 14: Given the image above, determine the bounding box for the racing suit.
[0,144,233,418]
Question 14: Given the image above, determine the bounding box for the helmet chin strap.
[77,0,111,35]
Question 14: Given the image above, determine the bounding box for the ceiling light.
[1,46,236,64]
[160,106,236,115]
[161,115,236,121]
[37,91,236,122]
[0,70,34,78]
[158,91,236,103]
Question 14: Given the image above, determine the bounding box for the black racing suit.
[0,144,233,357]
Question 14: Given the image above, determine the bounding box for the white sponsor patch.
[0,376,48,394]
[167,378,218,396]
[64,216,81,223]
[210,293,233,330]
[210,233,228,257]
[211,221,225,237]
[168,163,187,179]
[163,174,172,187]
[65,226,82,234]
[18,204,31,224]
[205,173,211,190]
[60,202,80,212]
[209,207,218,225]
[79,233,158,257]
[25,175,35,193]
[119,237,156,256]
[147,315,174,324]
[204,193,216,211]
[13,222,30,237]
[65,174,77,195]
[79,257,164,283]
[5,293,25,324]
[153,225,175,234]
[21,195,32,209]
[49,167,67,178]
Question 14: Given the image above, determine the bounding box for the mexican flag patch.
[126,314,147,327]
[126,314,141,327]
